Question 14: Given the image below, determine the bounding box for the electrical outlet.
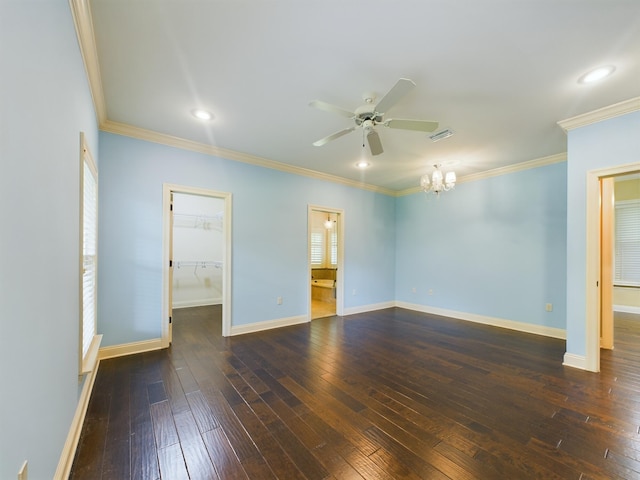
[277,296,282,305]
[428,289,434,296]
[545,303,553,312]
[18,460,27,480]
[352,289,356,296]
[411,287,416,293]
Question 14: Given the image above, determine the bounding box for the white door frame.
[162,183,232,345]
[308,205,345,319]
[585,162,640,371]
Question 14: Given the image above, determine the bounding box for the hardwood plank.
[157,443,189,480]
[202,427,250,480]
[150,400,180,449]
[130,370,160,480]
[181,436,220,480]
[186,389,220,433]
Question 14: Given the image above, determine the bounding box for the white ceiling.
[86,0,640,191]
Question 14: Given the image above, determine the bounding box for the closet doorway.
[162,185,232,345]
[308,205,344,320]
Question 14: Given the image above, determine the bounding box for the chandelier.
[420,164,456,195]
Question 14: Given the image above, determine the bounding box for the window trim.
[79,133,102,375]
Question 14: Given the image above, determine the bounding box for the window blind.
[615,200,640,287]
[82,160,98,358]
[311,231,324,265]
[330,230,338,266]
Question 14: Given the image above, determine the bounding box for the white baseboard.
[343,301,396,316]
[613,304,640,315]
[173,298,221,309]
[230,315,309,336]
[54,362,100,479]
[563,352,588,370]
[99,338,164,360]
[395,301,566,339]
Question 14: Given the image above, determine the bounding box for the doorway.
[308,205,344,320]
[586,164,640,371]
[600,173,640,351]
[162,184,232,345]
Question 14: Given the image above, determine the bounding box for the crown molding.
[69,0,107,124]
[558,96,640,131]
[396,152,567,197]
[101,120,397,196]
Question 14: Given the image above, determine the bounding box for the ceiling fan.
[310,78,439,156]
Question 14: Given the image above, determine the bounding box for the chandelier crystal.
[420,164,456,195]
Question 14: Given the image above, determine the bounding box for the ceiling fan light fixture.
[578,65,616,84]
[192,109,214,121]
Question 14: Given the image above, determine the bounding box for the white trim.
[397,153,567,196]
[230,315,309,336]
[80,334,102,375]
[343,301,396,316]
[104,120,396,197]
[53,361,101,480]
[585,169,602,372]
[172,299,222,309]
[69,0,106,124]
[558,96,640,131]
[562,353,588,370]
[614,305,640,315]
[396,301,566,339]
[99,338,164,360]
[162,184,232,340]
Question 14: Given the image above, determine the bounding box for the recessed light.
[578,65,616,84]
[356,160,370,169]
[192,109,214,120]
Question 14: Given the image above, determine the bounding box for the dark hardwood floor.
[70,307,640,479]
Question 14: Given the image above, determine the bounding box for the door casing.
[162,184,232,345]
[308,205,344,320]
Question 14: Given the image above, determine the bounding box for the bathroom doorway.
[308,205,344,320]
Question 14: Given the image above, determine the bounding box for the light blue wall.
[0,1,99,479]
[565,110,640,357]
[98,132,396,346]
[396,162,567,329]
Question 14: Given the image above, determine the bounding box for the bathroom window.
[310,211,337,268]
[615,200,640,286]
[330,230,338,266]
[311,231,324,265]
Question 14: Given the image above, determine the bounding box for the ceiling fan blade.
[367,130,384,156]
[309,100,355,118]
[384,118,439,132]
[312,127,356,146]
[374,78,415,114]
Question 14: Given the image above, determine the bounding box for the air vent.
[429,129,454,142]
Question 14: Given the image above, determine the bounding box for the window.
[615,200,640,287]
[330,230,338,266]
[80,134,101,374]
[310,211,338,268]
[311,231,324,265]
